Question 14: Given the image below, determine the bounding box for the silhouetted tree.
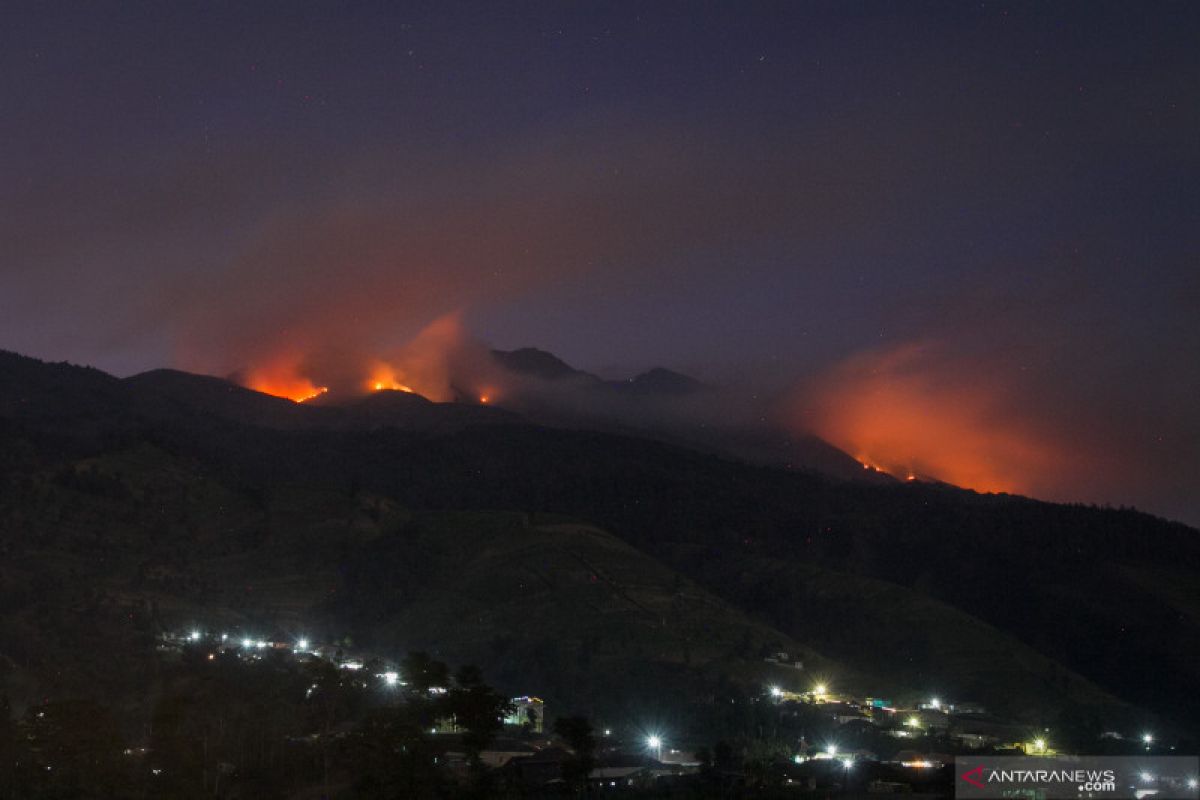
[21,699,131,798]
[0,694,28,800]
[553,715,596,793]
[401,651,450,694]
[304,660,361,798]
[445,665,514,786]
[348,707,443,799]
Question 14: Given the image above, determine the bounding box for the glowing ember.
[371,380,413,393]
[297,386,329,403]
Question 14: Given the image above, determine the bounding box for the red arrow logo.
[961,765,986,788]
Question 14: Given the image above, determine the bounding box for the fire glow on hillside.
[795,342,1066,497]
[244,360,330,404]
[249,360,422,403]
[237,315,498,405]
[366,362,414,394]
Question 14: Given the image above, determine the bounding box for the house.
[504,695,545,733]
[954,702,987,715]
[589,766,652,789]
[478,738,538,769]
[764,651,805,670]
[950,732,997,750]
[501,745,573,788]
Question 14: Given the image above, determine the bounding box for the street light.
[1142,733,1154,746]
[383,671,399,686]
[770,686,782,698]
[297,638,309,651]
[826,744,838,757]
[929,697,941,709]
[647,736,662,761]
[189,631,200,641]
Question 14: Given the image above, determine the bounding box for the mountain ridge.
[1,347,1196,739]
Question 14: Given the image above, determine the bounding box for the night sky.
[1,2,1198,524]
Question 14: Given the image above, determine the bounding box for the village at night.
[1,1,1198,798]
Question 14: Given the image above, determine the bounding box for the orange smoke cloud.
[793,342,1069,496]
[170,122,875,405]
[366,363,414,394]
[243,351,329,403]
[235,312,503,404]
[375,313,478,402]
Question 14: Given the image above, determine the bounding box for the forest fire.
[796,343,1066,497]
[366,363,414,394]
[227,313,497,406]
[297,386,329,403]
[241,354,439,403]
[372,381,413,392]
[245,366,329,404]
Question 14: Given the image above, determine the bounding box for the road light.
[1142,733,1154,746]
[770,686,782,698]
[242,637,253,649]
[813,683,827,696]
[1033,738,1046,753]
[929,697,941,709]
[826,744,838,757]
[1140,772,1154,783]
[647,735,662,760]
[383,671,399,686]
[1186,778,1197,790]
[842,758,854,770]
[189,631,200,641]
[297,638,309,651]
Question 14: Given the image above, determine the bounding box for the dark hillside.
[1,351,1197,738]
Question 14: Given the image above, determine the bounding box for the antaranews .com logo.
[956,756,1199,799]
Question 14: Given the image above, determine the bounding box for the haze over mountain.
[4,4,1198,528]
[483,347,880,483]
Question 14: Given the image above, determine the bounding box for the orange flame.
[366,362,414,394]
[251,378,328,403]
[795,343,1065,496]
[245,359,329,404]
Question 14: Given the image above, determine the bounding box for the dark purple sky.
[1,2,1197,524]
